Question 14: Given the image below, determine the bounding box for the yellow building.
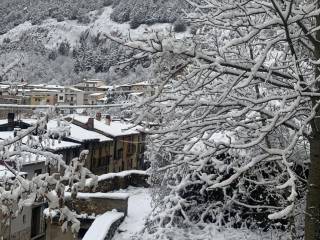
[29,89,59,105]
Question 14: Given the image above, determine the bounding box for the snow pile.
[82,210,124,240]
[64,191,129,200]
[113,187,152,240]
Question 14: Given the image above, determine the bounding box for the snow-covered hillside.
[0,6,190,85]
[0,7,179,50]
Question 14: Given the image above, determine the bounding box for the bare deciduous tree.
[106,1,320,239]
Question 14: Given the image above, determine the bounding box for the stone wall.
[104,216,125,240]
[85,171,149,193]
[45,221,75,240]
[65,196,129,216]
[10,229,33,240]
[46,171,148,240]
[0,212,10,240]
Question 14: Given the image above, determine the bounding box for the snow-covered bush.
[58,41,70,56]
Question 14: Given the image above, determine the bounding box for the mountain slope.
[0,4,190,84]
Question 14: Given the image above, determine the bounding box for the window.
[59,96,63,100]
[116,149,123,160]
[98,147,103,167]
[34,169,42,176]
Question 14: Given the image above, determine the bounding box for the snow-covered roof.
[71,115,141,137]
[27,84,45,87]
[97,85,114,90]
[0,137,47,165]
[89,92,104,96]
[0,165,15,179]
[128,92,144,96]
[116,84,131,88]
[42,138,81,151]
[21,118,38,125]
[46,84,64,89]
[82,210,124,240]
[0,118,37,126]
[85,79,104,83]
[47,120,112,143]
[130,81,152,86]
[17,89,31,92]
[66,86,83,92]
[0,131,80,157]
[27,84,63,89]
[31,88,60,93]
[0,119,7,125]
[0,84,10,89]
[0,165,27,179]
[97,97,108,101]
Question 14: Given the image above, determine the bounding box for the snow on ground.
[110,187,286,240]
[112,187,152,240]
[83,210,125,240]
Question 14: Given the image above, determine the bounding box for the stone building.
[47,120,114,174]
[45,192,129,240]
[67,115,146,173]
[0,202,46,240]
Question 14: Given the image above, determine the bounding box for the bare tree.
[105,0,320,239]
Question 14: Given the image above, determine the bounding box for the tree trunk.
[305,2,320,239]
[305,137,320,240]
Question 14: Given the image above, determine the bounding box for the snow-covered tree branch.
[0,109,98,235]
[105,1,320,239]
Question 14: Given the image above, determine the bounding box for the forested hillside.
[0,0,188,34]
[0,0,190,84]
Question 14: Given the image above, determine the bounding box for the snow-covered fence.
[85,170,149,193]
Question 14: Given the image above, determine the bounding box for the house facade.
[0,202,46,240]
[67,115,146,173]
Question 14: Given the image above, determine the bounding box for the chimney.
[87,117,94,130]
[8,113,15,126]
[96,112,102,121]
[105,115,111,126]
